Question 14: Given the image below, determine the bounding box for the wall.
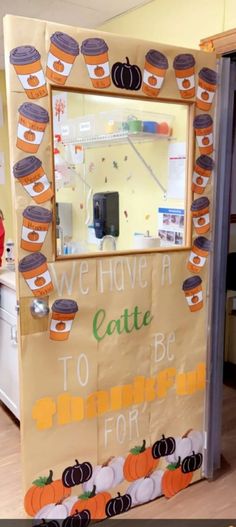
[99,0,234,48]
[0,70,13,243]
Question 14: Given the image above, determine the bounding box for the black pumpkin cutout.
[62,509,91,527]
[152,434,176,459]
[62,459,93,487]
[105,492,132,517]
[38,521,60,527]
[181,451,203,473]
[112,57,142,91]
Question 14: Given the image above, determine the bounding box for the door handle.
[10,324,17,345]
[30,299,50,318]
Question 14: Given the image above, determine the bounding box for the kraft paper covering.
[3,14,216,518]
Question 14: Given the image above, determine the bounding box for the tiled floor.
[0,386,236,519]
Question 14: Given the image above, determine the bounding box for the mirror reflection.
[51,89,189,256]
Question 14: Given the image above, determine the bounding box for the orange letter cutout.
[32,397,56,430]
[156,368,176,398]
[86,390,110,418]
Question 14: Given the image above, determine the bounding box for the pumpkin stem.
[117,492,121,497]
[126,57,130,65]
[140,439,146,452]
[75,459,79,465]
[102,456,114,467]
[162,434,165,439]
[90,484,96,498]
[46,469,53,485]
[145,468,154,478]
[176,456,181,468]
[182,428,193,438]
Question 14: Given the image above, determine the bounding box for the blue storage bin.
[142,121,157,133]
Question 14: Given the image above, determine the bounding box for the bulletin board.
[3,14,217,521]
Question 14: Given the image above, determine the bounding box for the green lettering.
[93,309,106,342]
[133,305,142,330]
[143,310,153,326]
[107,319,121,336]
[122,308,133,333]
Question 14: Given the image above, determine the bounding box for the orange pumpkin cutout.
[193,256,201,265]
[53,60,64,73]
[202,136,210,146]
[94,66,105,77]
[162,458,193,498]
[123,439,159,482]
[24,469,71,516]
[28,231,39,241]
[27,75,39,87]
[196,176,203,185]
[198,217,206,226]
[191,295,199,304]
[148,75,157,86]
[71,485,111,520]
[34,276,46,287]
[56,321,66,331]
[201,91,209,101]
[182,79,191,89]
[33,182,44,193]
[24,129,36,142]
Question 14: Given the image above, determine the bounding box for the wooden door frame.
[205,57,236,478]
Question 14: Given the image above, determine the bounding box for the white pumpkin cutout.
[166,430,204,464]
[83,456,125,493]
[127,470,164,506]
[34,501,69,520]
[188,430,204,454]
[62,496,79,514]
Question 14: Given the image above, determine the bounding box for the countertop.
[0,268,16,290]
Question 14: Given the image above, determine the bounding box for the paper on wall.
[53,91,68,134]
[167,142,186,199]
[158,207,184,246]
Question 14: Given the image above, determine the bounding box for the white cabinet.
[0,283,20,419]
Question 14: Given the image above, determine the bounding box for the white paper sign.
[158,207,185,246]
[167,142,186,199]
[53,92,68,134]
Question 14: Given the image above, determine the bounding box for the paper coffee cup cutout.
[194,114,213,155]
[10,45,47,99]
[81,38,111,89]
[46,32,79,85]
[50,299,79,341]
[16,103,49,153]
[142,49,168,97]
[196,67,217,111]
[173,53,195,99]
[187,236,211,274]
[13,156,53,203]
[191,196,210,235]
[19,252,53,297]
[192,155,214,194]
[21,206,53,252]
[182,276,203,312]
